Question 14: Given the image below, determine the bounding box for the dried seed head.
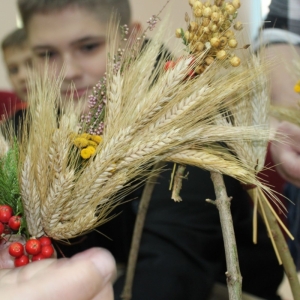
[228,38,238,48]
[203,26,210,34]
[232,0,241,9]
[185,13,190,23]
[224,30,234,38]
[185,31,191,41]
[230,56,241,67]
[193,1,203,9]
[216,50,227,60]
[214,0,224,6]
[210,37,221,48]
[202,17,210,27]
[234,21,243,30]
[225,4,236,15]
[194,8,203,17]
[219,36,228,47]
[190,21,198,31]
[222,20,232,31]
[218,15,226,25]
[205,56,215,65]
[189,0,197,7]
[175,28,182,38]
[211,12,220,22]
[211,5,219,12]
[203,7,212,17]
[210,23,219,32]
[194,42,205,52]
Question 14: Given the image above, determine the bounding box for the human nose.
[63,54,82,81]
[18,66,28,83]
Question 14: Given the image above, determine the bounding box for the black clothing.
[57,164,283,300]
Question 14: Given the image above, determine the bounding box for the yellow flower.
[81,133,92,140]
[81,148,92,159]
[74,137,89,148]
[90,135,103,144]
[80,146,96,159]
[294,82,300,93]
[88,140,98,148]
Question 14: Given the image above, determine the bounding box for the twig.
[121,162,163,300]
[209,171,242,300]
[171,164,187,202]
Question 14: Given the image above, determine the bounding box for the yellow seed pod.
[211,5,219,12]
[202,17,210,27]
[193,34,199,42]
[175,28,182,38]
[189,31,195,40]
[228,38,238,48]
[216,50,227,60]
[224,30,234,38]
[234,21,243,31]
[225,4,236,15]
[185,31,191,41]
[193,1,203,9]
[190,21,198,31]
[219,36,227,47]
[232,0,241,9]
[194,8,203,18]
[210,37,220,48]
[200,33,209,43]
[218,15,225,25]
[211,12,219,22]
[203,7,212,17]
[222,20,232,31]
[203,26,210,34]
[189,0,197,7]
[215,0,223,6]
[194,42,205,52]
[210,23,219,32]
[230,56,241,67]
[205,56,215,65]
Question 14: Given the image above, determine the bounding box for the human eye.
[8,66,18,75]
[35,50,57,60]
[80,42,104,53]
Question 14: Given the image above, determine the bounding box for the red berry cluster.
[9,236,54,267]
[164,57,196,78]
[0,205,21,235]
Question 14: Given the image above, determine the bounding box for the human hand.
[0,247,116,300]
[271,121,300,187]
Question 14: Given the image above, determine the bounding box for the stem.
[121,162,163,300]
[257,189,300,300]
[171,164,187,202]
[209,171,243,300]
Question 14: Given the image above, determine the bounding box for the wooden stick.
[209,171,243,300]
[121,162,163,300]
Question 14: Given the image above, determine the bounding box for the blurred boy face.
[3,44,32,101]
[27,6,107,107]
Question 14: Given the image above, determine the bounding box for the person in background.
[0,28,30,119]
[11,0,284,299]
[256,0,300,269]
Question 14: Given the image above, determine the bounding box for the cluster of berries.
[9,236,54,267]
[0,205,21,234]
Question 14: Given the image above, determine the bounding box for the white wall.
[0,0,262,90]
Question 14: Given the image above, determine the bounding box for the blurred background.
[0,0,270,90]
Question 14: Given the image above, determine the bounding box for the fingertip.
[72,248,116,282]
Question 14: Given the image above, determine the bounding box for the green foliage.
[0,141,22,214]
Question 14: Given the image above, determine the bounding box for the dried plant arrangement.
[0,0,298,299]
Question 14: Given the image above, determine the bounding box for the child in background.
[0,28,30,119]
